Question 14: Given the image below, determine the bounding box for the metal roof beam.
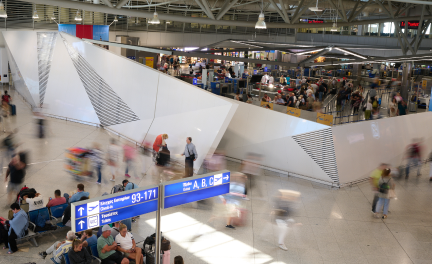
[100,0,113,8]
[115,0,130,9]
[279,0,290,24]
[269,0,289,23]
[298,48,331,66]
[215,0,239,20]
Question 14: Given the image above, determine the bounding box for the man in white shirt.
[115,224,143,264]
[24,193,44,211]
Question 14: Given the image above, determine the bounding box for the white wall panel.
[3,31,40,106]
[332,112,432,184]
[146,73,237,171]
[219,99,333,183]
[0,48,9,83]
[61,32,158,139]
[6,47,35,106]
[42,34,100,124]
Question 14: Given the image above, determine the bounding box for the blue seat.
[28,208,52,233]
[49,203,68,227]
[64,252,71,264]
[121,218,132,231]
[90,243,99,258]
[50,203,68,219]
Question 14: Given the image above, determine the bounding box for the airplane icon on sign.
[88,205,98,212]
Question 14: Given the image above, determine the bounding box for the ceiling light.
[255,13,266,29]
[331,23,338,31]
[0,2,7,18]
[113,15,118,22]
[309,0,323,11]
[75,10,82,21]
[32,10,39,19]
[50,12,56,20]
[297,48,324,55]
[149,11,160,24]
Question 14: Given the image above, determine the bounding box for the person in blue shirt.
[181,137,198,177]
[69,184,90,203]
[122,180,138,191]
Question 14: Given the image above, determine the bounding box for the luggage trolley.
[65,147,93,180]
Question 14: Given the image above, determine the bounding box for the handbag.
[187,146,195,160]
[389,189,397,199]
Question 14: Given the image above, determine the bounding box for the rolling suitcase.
[10,104,16,116]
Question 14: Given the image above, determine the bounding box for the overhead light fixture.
[75,10,82,21]
[32,9,39,19]
[331,22,338,31]
[297,48,324,55]
[0,2,7,18]
[334,47,367,59]
[113,15,118,22]
[255,13,266,29]
[149,8,160,24]
[309,0,323,12]
[50,12,56,20]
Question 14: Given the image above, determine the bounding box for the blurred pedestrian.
[107,139,121,182]
[369,163,387,213]
[5,153,26,205]
[405,140,422,179]
[274,190,300,251]
[181,137,197,177]
[374,168,394,219]
[90,143,104,184]
[365,99,372,120]
[123,142,137,178]
[33,109,46,139]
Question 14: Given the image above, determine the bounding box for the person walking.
[5,153,26,205]
[181,137,198,177]
[374,168,395,219]
[369,163,387,213]
[123,143,137,178]
[90,143,104,184]
[107,139,121,182]
[405,140,422,179]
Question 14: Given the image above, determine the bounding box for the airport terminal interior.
[0,0,432,264]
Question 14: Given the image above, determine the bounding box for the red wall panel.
[76,25,93,39]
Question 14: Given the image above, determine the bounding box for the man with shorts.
[5,153,26,204]
[97,225,129,264]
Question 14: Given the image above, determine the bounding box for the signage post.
[71,185,159,232]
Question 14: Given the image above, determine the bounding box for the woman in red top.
[153,134,168,152]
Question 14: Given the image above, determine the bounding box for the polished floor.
[1,90,432,264]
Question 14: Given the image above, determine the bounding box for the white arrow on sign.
[223,176,229,180]
[78,207,85,216]
[78,220,85,229]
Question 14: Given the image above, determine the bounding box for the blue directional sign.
[71,185,158,232]
[163,170,230,209]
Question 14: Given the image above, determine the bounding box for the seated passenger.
[0,203,29,254]
[83,229,97,246]
[23,192,44,211]
[39,231,76,261]
[122,180,138,191]
[68,239,93,264]
[46,189,67,208]
[69,184,90,203]
[115,224,143,264]
[97,225,129,264]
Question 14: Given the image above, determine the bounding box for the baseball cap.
[102,225,111,232]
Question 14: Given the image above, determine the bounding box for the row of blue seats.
[17,203,69,246]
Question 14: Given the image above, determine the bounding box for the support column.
[401,62,412,100]
[353,64,362,82]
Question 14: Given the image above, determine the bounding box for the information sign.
[72,185,158,232]
[163,171,230,209]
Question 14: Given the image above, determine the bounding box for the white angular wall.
[3,31,238,171]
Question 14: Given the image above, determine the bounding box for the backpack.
[111,184,124,194]
[379,178,391,194]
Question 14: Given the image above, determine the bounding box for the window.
[383,22,394,34]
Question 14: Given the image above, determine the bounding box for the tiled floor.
[1,90,432,264]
